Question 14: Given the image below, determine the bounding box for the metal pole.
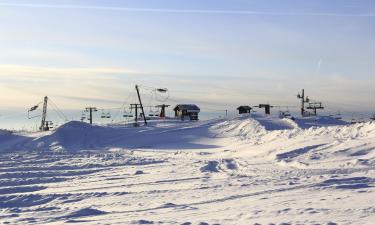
[40,96,48,131]
[135,85,148,125]
[301,89,305,117]
[89,108,93,124]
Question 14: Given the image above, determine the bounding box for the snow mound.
[200,159,238,173]
[212,117,267,139]
[34,121,112,152]
[211,115,297,143]
[294,116,349,129]
[0,129,12,141]
[0,129,32,152]
[66,207,107,218]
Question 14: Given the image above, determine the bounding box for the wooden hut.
[173,104,200,120]
[237,106,252,114]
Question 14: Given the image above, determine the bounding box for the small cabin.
[237,106,252,114]
[173,104,200,121]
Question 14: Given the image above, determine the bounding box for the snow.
[0,115,374,224]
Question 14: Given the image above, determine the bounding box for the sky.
[0,0,375,128]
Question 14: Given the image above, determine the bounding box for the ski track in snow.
[0,115,374,224]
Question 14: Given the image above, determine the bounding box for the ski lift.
[127,107,134,118]
[335,112,342,120]
[284,110,291,117]
[101,110,106,118]
[148,106,157,117]
[279,110,291,119]
[81,114,86,121]
[106,112,111,119]
[123,108,131,118]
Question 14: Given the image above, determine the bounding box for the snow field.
[0,115,374,224]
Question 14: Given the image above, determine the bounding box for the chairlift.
[148,106,157,117]
[101,110,106,118]
[335,112,342,120]
[106,112,111,119]
[80,111,86,121]
[123,108,131,118]
[284,110,291,117]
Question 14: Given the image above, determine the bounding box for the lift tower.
[297,89,310,117]
[39,96,48,131]
[135,85,147,126]
[85,107,98,125]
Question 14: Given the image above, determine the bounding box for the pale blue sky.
[0,0,374,124]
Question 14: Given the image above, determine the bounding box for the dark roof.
[174,104,200,112]
[237,106,252,110]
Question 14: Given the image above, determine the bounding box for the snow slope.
[0,116,374,225]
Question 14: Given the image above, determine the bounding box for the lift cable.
[48,98,69,121]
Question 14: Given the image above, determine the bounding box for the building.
[237,106,252,114]
[173,104,200,120]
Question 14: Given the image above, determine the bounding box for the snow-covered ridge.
[0,115,374,153]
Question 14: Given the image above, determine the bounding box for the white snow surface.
[0,115,374,225]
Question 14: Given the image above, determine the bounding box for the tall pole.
[89,109,93,124]
[40,96,48,131]
[301,89,305,117]
[135,85,147,125]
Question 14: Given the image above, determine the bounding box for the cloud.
[0,2,375,17]
[0,64,136,80]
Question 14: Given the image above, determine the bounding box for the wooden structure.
[173,104,200,121]
[237,106,252,114]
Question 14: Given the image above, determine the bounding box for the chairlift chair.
[106,112,111,119]
[148,106,157,117]
[101,110,106,118]
[123,108,131,118]
[81,112,86,121]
